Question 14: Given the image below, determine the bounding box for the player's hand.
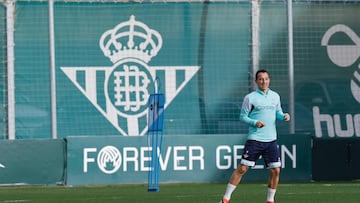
[255,121,265,128]
[284,113,290,121]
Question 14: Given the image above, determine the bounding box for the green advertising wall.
[66,134,311,186]
[0,134,310,186]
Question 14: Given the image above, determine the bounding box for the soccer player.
[219,69,290,203]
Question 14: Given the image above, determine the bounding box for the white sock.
[266,188,276,202]
[223,183,237,200]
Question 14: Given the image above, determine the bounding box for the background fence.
[0,0,359,185]
[1,0,358,140]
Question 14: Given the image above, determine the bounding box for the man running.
[219,69,290,203]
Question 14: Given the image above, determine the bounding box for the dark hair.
[255,69,270,80]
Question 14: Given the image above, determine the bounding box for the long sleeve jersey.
[239,88,286,142]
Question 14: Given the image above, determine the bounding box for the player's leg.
[229,164,249,185]
[219,140,260,203]
[268,167,280,189]
[263,141,281,203]
[219,164,249,203]
[266,167,280,203]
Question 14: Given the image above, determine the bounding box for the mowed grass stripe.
[0,182,359,203]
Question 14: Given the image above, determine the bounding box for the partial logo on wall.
[61,15,200,136]
[321,24,360,103]
[311,24,360,138]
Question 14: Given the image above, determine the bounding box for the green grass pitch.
[0,182,359,203]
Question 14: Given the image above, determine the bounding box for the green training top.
[240,88,286,142]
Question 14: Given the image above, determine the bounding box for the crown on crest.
[100,15,163,64]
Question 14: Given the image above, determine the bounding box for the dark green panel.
[312,138,360,181]
[0,139,66,185]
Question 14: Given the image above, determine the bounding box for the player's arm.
[275,100,290,121]
[239,97,258,127]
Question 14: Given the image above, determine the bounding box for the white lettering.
[83,148,97,173]
[334,114,354,137]
[141,147,151,171]
[216,145,251,169]
[85,146,187,173]
[173,146,187,171]
[355,114,360,137]
[313,106,335,138]
[123,147,138,172]
[84,144,303,174]
[188,146,205,170]
[159,147,171,170]
[216,145,296,170]
[313,106,360,138]
[281,145,296,168]
[216,145,232,170]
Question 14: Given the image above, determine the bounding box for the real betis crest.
[61,15,200,136]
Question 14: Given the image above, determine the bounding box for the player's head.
[255,69,270,92]
[255,69,270,80]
